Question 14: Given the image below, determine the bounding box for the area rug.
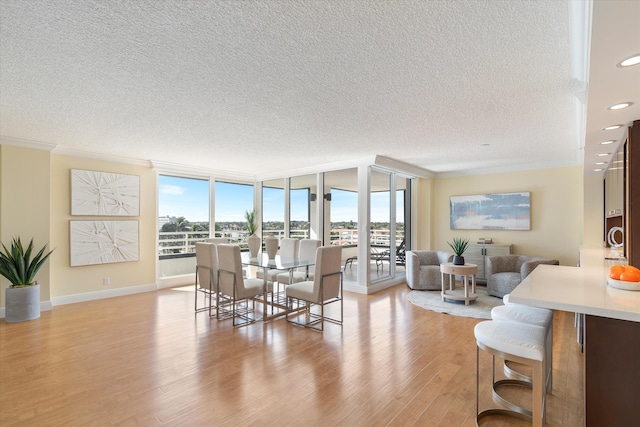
[407,287,503,319]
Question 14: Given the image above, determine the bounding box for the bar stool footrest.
[477,408,532,425]
[492,378,533,418]
[504,360,533,384]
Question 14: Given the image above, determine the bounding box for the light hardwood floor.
[0,283,584,426]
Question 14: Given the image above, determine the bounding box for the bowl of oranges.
[607,265,640,291]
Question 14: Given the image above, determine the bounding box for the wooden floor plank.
[0,284,584,426]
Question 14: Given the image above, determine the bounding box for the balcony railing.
[159,228,403,256]
[157,228,404,278]
[158,231,251,256]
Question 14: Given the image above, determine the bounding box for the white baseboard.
[50,283,158,307]
[1,281,186,318]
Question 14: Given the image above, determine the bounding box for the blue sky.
[158,175,402,223]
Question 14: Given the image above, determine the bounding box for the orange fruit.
[609,265,626,280]
[620,271,640,282]
[625,265,640,275]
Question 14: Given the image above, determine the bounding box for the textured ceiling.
[0,0,638,179]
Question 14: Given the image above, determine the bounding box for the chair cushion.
[416,265,442,290]
[474,320,545,361]
[257,268,285,281]
[237,277,264,300]
[491,304,553,329]
[277,270,307,284]
[286,280,315,301]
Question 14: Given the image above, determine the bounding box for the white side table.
[440,262,478,306]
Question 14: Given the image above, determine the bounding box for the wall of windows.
[156,168,411,291]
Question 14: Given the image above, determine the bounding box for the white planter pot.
[265,236,279,259]
[248,234,260,258]
[5,283,40,323]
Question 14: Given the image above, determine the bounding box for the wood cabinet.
[585,314,640,426]
[629,120,639,267]
[604,120,639,266]
[462,243,512,282]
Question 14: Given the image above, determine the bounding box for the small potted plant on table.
[447,237,469,266]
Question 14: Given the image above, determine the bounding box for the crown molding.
[255,156,375,181]
[373,155,435,178]
[151,160,255,183]
[434,159,582,178]
[53,146,152,167]
[0,136,57,151]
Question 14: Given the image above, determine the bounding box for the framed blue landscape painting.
[450,192,531,230]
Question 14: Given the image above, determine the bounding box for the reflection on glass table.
[241,252,315,320]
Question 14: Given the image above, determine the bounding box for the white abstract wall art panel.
[70,221,139,266]
[71,169,140,216]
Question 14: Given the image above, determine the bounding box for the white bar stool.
[475,320,547,426]
[491,302,554,393]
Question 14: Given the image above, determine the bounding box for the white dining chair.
[285,245,343,331]
[256,237,298,289]
[276,239,321,285]
[205,237,228,244]
[194,242,218,316]
[216,244,264,327]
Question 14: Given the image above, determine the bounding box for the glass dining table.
[240,252,315,321]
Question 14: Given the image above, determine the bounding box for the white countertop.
[509,248,640,322]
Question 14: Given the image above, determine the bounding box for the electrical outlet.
[103,277,110,285]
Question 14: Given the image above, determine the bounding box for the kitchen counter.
[510,248,640,426]
[510,248,640,322]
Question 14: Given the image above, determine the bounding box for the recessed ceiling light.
[595,162,606,165]
[608,102,633,110]
[594,168,604,172]
[597,153,611,157]
[603,124,623,131]
[600,140,615,145]
[618,54,640,68]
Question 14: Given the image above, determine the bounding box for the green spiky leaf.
[244,210,258,236]
[0,237,54,287]
[447,237,470,256]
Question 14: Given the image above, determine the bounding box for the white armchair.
[487,255,559,298]
[405,250,453,290]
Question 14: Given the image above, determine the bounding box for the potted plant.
[245,210,260,258]
[447,237,469,265]
[0,237,54,323]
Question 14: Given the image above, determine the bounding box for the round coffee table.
[440,262,478,306]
